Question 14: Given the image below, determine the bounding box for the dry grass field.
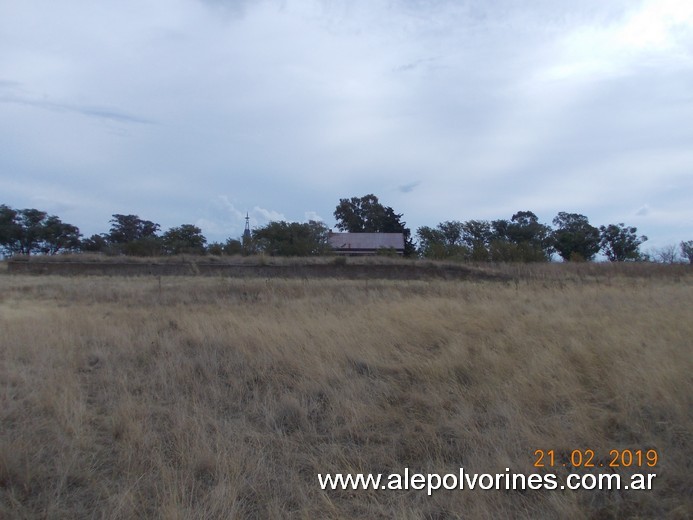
[0,265,691,519]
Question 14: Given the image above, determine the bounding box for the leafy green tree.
[0,205,20,254]
[599,223,647,261]
[417,225,457,259]
[225,238,244,255]
[161,224,207,255]
[334,194,414,256]
[39,216,81,254]
[108,214,161,256]
[680,240,693,264]
[253,220,330,256]
[552,212,600,261]
[489,211,553,262]
[81,234,112,254]
[207,238,244,256]
[0,205,81,255]
[108,214,160,244]
[416,221,468,260]
[206,242,224,255]
[14,208,46,255]
[508,211,553,252]
[460,220,493,261]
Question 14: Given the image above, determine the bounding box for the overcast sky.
[1,0,692,250]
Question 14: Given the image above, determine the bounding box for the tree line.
[2,198,692,263]
[417,211,652,262]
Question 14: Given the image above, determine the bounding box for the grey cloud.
[393,57,438,73]
[0,95,153,125]
[197,0,257,17]
[1,0,691,248]
[398,181,420,193]
[636,205,650,216]
[76,106,153,125]
[0,80,22,88]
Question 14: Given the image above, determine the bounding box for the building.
[240,212,253,253]
[328,232,405,256]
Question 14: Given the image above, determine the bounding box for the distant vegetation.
[1,197,690,263]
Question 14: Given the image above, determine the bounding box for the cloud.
[198,0,254,16]
[0,79,22,88]
[636,205,650,216]
[304,210,323,222]
[398,181,420,193]
[211,197,284,226]
[0,94,153,125]
[217,196,247,223]
[1,0,691,250]
[252,206,285,225]
[393,57,439,73]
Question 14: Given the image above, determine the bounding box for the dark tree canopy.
[417,221,468,260]
[552,212,601,261]
[0,205,81,256]
[507,211,553,251]
[11,208,45,255]
[416,225,462,260]
[207,238,243,256]
[81,234,110,253]
[108,214,160,244]
[253,220,330,257]
[162,224,207,255]
[334,194,414,255]
[460,220,493,261]
[681,240,693,264]
[0,205,20,254]
[333,194,402,232]
[417,214,556,262]
[599,223,647,261]
[487,211,553,262]
[107,214,161,256]
[40,215,81,255]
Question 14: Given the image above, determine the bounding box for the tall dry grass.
[0,270,691,519]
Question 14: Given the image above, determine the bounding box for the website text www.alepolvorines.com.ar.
[318,468,657,496]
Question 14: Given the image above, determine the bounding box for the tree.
[161,224,207,255]
[460,220,493,261]
[206,242,224,256]
[108,214,159,243]
[13,208,46,255]
[489,211,553,262]
[416,220,494,261]
[0,205,20,254]
[108,214,161,256]
[417,225,461,259]
[39,215,81,254]
[650,244,679,264]
[253,220,330,256]
[416,221,471,260]
[680,241,693,264]
[599,223,647,261]
[334,194,415,256]
[81,234,111,253]
[508,211,553,254]
[552,212,600,261]
[0,205,81,256]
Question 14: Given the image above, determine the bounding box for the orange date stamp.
[533,449,659,468]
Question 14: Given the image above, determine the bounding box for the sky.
[1,0,692,251]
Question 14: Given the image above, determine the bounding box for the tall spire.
[243,212,251,242]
